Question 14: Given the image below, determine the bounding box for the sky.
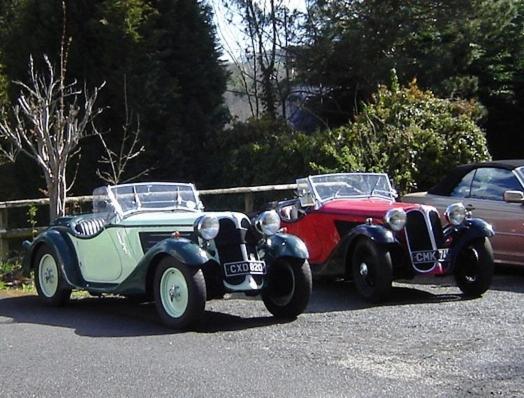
[209,0,307,61]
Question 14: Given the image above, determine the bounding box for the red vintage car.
[272,173,495,302]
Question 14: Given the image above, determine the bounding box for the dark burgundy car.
[271,173,495,302]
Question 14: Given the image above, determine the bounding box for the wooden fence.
[0,183,297,259]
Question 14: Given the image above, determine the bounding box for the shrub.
[308,72,491,193]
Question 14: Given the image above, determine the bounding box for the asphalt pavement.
[0,270,523,398]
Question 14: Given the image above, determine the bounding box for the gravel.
[0,270,522,397]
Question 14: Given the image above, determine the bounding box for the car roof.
[428,159,524,195]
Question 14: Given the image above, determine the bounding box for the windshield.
[93,183,200,217]
[309,173,394,202]
[515,167,524,187]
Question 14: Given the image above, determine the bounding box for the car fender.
[23,228,84,288]
[316,224,399,277]
[343,225,396,271]
[263,233,309,266]
[114,238,212,296]
[343,224,397,252]
[446,218,495,270]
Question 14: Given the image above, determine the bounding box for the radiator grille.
[405,209,437,272]
[405,211,433,251]
[429,210,444,247]
[214,217,262,286]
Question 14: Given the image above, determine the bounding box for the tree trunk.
[46,167,67,222]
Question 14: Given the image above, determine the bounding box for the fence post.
[0,208,8,259]
[244,192,254,213]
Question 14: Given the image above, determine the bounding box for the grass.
[0,262,94,298]
[0,261,34,293]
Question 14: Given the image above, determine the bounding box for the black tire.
[153,257,206,330]
[33,245,72,306]
[454,238,494,297]
[351,238,393,303]
[262,259,312,319]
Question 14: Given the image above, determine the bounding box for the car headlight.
[255,210,281,236]
[384,208,407,231]
[445,203,466,226]
[194,215,219,240]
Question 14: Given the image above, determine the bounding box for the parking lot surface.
[0,271,522,397]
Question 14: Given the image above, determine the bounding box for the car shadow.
[0,295,290,337]
[490,266,524,294]
[306,270,524,314]
[306,279,466,314]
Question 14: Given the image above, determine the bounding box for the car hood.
[318,198,421,218]
[118,211,246,227]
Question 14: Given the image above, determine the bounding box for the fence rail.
[0,183,298,259]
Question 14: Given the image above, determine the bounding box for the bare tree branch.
[95,75,150,185]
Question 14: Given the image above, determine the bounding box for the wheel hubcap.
[38,254,59,298]
[463,247,480,283]
[160,268,188,318]
[359,262,369,277]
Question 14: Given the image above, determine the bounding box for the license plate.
[224,260,266,277]
[411,248,449,264]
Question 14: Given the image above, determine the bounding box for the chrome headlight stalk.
[254,210,281,236]
[445,202,466,226]
[384,208,407,231]
[194,215,219,241]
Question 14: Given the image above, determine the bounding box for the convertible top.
[428,160,524,195]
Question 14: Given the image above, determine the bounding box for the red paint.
[282,198,419,265]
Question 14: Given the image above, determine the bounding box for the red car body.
[284,198,417,266]
[270,173,496,301]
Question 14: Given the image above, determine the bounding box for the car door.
[464,167,524,265]
[73,227,125,282]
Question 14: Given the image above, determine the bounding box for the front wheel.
[262,259,312,319]
[153,257,206,330]
[351,239,393,302]
[454,238,494,297]
[33,246,71,306]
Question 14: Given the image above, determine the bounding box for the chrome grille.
[214,217,262,285]
[404,208,441,272]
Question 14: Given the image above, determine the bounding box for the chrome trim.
[404,207,439,273]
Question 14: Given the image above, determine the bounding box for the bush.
[307,72,491,193]
[209,117,318,187]
[210,73,490,195]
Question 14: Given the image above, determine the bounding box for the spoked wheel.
[153,257,206,330]
[351,239,393,302]
[34,246,71,306]
[455,238,494,297]
[262,259,312,319]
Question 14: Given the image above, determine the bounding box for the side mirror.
[503,190,524,203]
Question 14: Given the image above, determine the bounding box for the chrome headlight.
[445,203,466,226]
[255,210,281,236]
[194,215,219,240]
[384,208,407,231]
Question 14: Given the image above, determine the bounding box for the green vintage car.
[22,182,312,329]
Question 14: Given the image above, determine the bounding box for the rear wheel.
[454,238,494,297]
[33,246,71,306]
[351,239,393,302]
[153,257,206,329]
[262,259,312,318]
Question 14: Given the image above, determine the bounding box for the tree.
[296,0,521,139]
[217,0,301,119]
[95,77,149,185]
[0,0,228,194]
[0,55,103,220]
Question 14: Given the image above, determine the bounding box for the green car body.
[23,183,312,329]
